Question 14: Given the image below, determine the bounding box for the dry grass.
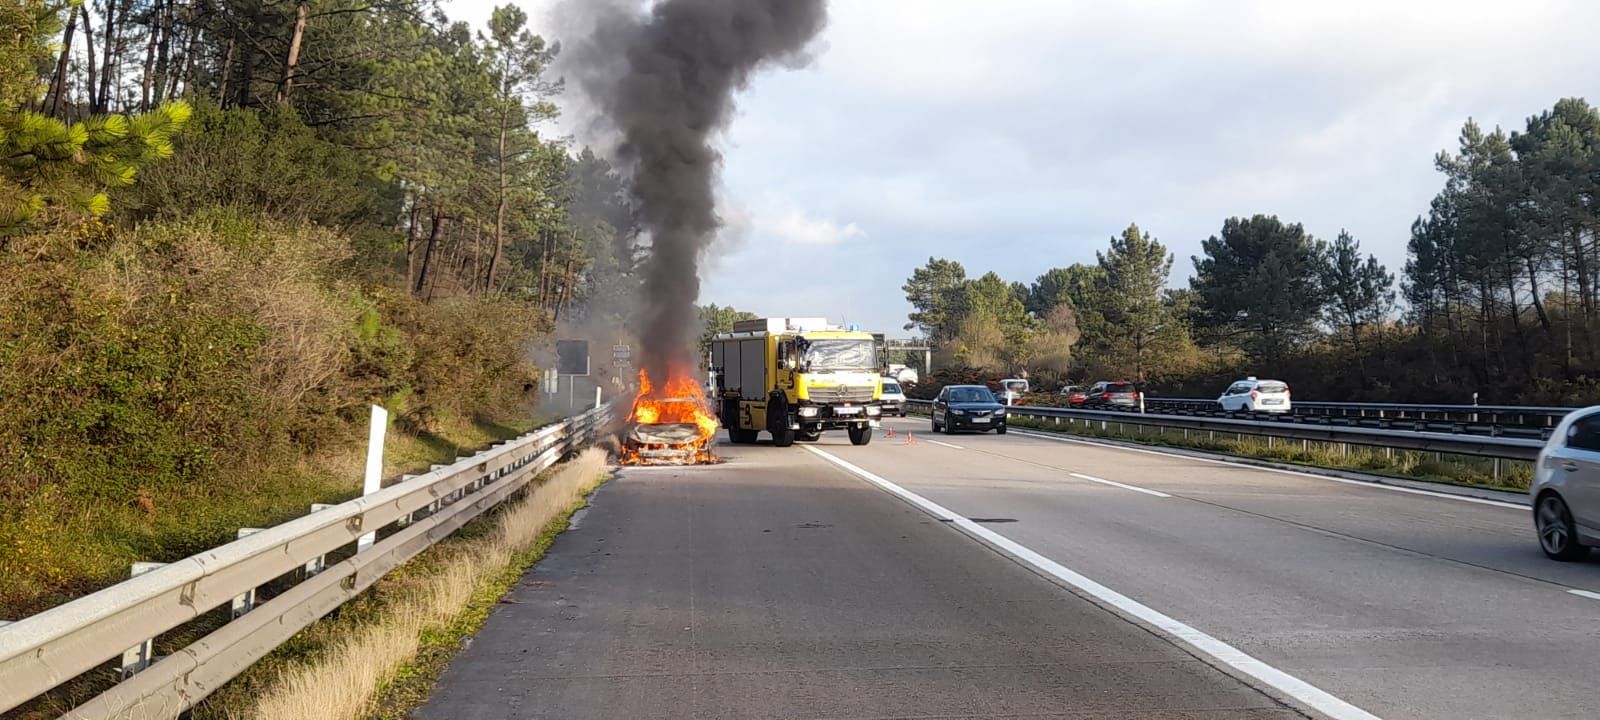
[238,449,610,720]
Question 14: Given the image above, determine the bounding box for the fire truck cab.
[709,317,882,447]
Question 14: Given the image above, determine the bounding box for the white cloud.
[761,207,866,246]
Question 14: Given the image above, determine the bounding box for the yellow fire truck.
[709,317,882,447]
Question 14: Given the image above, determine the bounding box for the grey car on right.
[1531,406,1600,560]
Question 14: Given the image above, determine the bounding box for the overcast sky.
[448,0,1600,338]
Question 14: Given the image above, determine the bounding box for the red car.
[1059,385,1089,405]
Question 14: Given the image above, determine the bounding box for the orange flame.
[622,366,720,464]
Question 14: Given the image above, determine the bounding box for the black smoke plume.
[565,0,829,388]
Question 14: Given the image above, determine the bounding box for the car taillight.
[1251,389,1259,399]
[1102,393,1112,399]
[1285,386,1291,396]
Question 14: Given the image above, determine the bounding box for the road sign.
[613,344,631,359]
[556,340,590,376]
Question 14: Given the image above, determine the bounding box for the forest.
[902,98,1600,404]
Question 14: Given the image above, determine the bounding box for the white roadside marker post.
[358,405,388,553]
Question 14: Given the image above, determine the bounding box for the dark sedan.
[930,384,1008,434]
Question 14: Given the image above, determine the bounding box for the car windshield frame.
[1257,381,1288,393]
[800,338,876,372]
[882,381,902,393]
[948,387,996,404]
[1105,383,1136,393]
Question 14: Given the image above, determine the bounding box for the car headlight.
[952,409,966,416]
[865,405,881,416]
[995,408,1006,416]
[797,406,819,417]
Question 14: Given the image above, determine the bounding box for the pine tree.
[1319,230,1395,381]
[1191,215,1327,364]
[1092,223,1186,383]
[1,1,191,236]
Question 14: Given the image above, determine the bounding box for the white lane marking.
[924,439,964,450]
[805,445,1383,720]
[1069,472,1171,498]
[1009,429,1527,511]
[1568,589,1600,601]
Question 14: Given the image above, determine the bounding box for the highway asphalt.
[420,417,1600,719]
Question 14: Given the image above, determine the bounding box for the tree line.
[904,97,1600,404]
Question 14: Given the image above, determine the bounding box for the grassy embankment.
[1,210,549,621]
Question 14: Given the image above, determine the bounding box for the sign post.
[556,340,591,412]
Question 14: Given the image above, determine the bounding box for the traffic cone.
[885,426,895,438]
[903,431,915,445]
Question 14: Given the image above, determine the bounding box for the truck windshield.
[802,339,875,371]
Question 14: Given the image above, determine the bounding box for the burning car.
[620,370,720,465]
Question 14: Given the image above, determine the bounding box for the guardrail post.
[304,504,336,576]
[231,529,264,617]
[118,562,169,679]
[397,476,420,526]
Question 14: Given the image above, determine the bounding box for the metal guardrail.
[1145,397,1571,421]
[906,400,1543,461]
[1038,397,1575,440]
[0,404,613,718]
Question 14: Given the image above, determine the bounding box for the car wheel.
[848,425,872,446]
[931,416,941,433]
[995,424,1007,435]
[944,420,957,435]
[1536,493,1589,561]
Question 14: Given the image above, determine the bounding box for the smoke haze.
[561,0,829,386]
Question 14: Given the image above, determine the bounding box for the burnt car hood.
[627,422,704,445]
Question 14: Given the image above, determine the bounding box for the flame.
[621,367,720,465]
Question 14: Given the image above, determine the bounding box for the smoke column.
[566,0,829,387]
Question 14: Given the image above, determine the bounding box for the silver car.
[1531,407,1600,560]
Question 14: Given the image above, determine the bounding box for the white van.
[996,378,1029,406]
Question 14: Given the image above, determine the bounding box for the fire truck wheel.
[798,430,822,442]
[768,396,796,447]
[848,424,872,446]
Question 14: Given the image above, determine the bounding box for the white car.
[1532,407,1600,560]
[879,379,908,417]
[1217,377,1291,413]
